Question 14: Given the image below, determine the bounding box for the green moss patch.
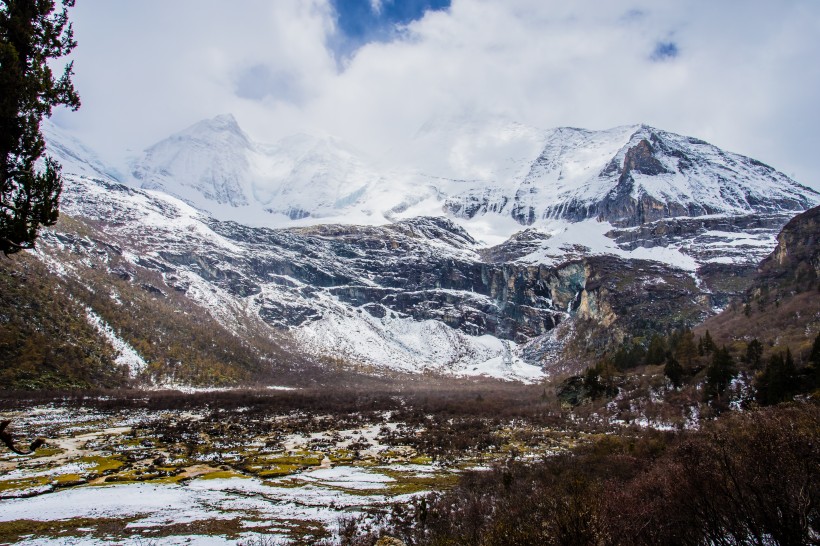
[29,447,65,458]
[257,464,301,477]
[198,470,248,480]
[264,451,324,466]
[0,475,51,494]
[78,455,125,474]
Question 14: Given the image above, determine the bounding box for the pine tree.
[582,360,618,400]
[808,332,820,391]
[674,329,698,371]
[702,330,716,355]
[744,338,764,369]
[611,342,647,371]
[664,351,683,388]
[645,334,667,366]
[582,365,602,399]
[705,346,736,401]
[755,350,798,405]
[811,332,820,367]
[0,0,80,255]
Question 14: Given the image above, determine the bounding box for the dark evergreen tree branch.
[0,0,79,255]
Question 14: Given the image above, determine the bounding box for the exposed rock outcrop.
[756,204,820,294]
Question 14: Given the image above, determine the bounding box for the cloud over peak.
[55,0,820,191]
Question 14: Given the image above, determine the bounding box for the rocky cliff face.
[30,119,820,384]
[604,212,797,307]
[28,175,729,381]
[756,204,820,294]
[697,205,820,360]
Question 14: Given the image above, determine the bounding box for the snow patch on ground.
[2,462,93,481]
[0,476,420,545]
[84,308,147,376]
[294,302,544,383]
[297,466,395,490]
[30,245,72,278]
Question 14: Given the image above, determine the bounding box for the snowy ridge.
[132,114,254,207]
[123,115,819,237]
[450,125,638,219]
[625,126,813,214]
[447,124,818,226]
[131,114,384,224]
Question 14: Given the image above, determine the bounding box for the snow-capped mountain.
[32,117,820,384]
[129,115,818,235]
[42,176,549,382]
[442,123,816,226]
[131,114,384,223]
[132,114,253,207]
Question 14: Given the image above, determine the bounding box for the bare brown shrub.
[366,403,819,546]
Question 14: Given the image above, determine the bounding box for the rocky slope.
[0,252,128,390]
[700,204,820,358]
[16,119,819,385]
[756,204,820,293]
[25,174,752,383]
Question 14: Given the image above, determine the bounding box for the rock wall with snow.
[31,117,820,383]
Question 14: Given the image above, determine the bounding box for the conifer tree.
[705,346,736,401]
[744,338,764,369]
[664,351,683,388]
[808,332,820,390]
[0,0,80,255]
[702,330,716,355]
[755,350,798,406]
[811,332,820,368]
[674,329,698,371]
[645,334,667,366]
[582,360,618,400]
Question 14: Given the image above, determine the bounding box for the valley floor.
[0,389,581,545]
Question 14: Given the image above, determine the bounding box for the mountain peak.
[211,113,240,128]
[132,113,253,207]
[177,113,250,146]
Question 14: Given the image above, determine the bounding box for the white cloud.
[52,0,820,190]
[53,0,337,162]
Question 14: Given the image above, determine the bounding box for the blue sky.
[650,42,679,62]
[332,0,450,51]
[54,1,820,190]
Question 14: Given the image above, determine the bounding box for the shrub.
[366,403,819,546]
